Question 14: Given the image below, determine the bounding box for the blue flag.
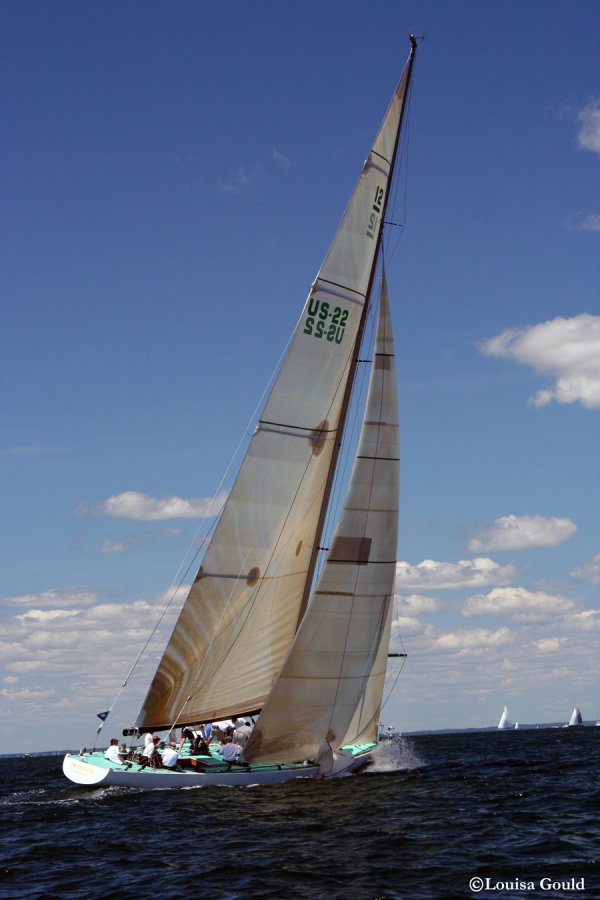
[97,710,110,722]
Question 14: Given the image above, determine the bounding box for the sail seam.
[328,559,398,565]
[316,277,366,298]
[315,285,364,306]
[258,420,337,434]
[356,455,400,461]
[371,149,392,166]
[196,569,308,580]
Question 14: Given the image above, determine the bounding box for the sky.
[1,0,599,754]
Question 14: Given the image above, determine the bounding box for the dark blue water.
[1,730,598,899]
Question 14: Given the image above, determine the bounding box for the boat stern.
[63,753,111,786]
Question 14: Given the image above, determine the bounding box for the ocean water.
[1,729,598,899]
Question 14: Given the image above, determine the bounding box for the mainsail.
[497,706,510,729]
[135,40,416,733]
[568,706,583,726]
[245,269,399,763]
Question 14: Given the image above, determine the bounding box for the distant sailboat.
[566,706,584,727]
[497,706,511,729]
[63,35,418,789]
[514,721,519,730]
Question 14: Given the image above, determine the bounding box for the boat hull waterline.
[63,745,374,788]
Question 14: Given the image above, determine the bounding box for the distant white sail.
[568,706,583,726]
[497,706,510,729]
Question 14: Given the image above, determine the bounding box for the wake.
[367,736,424,773]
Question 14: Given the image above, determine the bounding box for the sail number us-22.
[303,298,349,344]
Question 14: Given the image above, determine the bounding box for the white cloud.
[217,164,257,195]
[478,314,600,409]
[534,638,563,653]
[0,592,185,705]
[272,148,291,170]
[571,553,600,584]
[391,615,424,636]
[563,609,600,632]
[3,588,97,609]
[433,626,512,652]
[571,212,600,232]
[15,609,81,623]
[468,514,577,553]
[462,587,575,621]
[577,98,600,153]
[100,539,126,554]
[395,558,515,590]
[77,490,227,521]
[397,593,442,614]
[0,686,56,701]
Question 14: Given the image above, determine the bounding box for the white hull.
[63,747,372,789]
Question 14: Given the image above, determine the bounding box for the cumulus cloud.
[77,490,227,521]
[432,626,512,652]
[462,587,575,621]
[15,609,81,623]
[397,593,442,614]
[395,558,515,590]
[0,592,186,690]
[478,314,600,409]
[3,588,97,609]
[534,638,563,653]
[0,686,56,701]
[468,515,577,553]
[571,553,600,584]
[563,609,600,632]
[577,98,600,153]
[391,615,424,636]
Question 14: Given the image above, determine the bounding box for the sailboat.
[565,706,584,727]
[63,36,417,789]
[497,706,511,730]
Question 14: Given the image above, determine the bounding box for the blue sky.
[2,1,599,753]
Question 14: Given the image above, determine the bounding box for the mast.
[296,35,417,626]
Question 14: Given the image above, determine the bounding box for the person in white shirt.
[139,735,162,769]
[233,720,253,748]
[104,738,126,766]
[161,743,179,770]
